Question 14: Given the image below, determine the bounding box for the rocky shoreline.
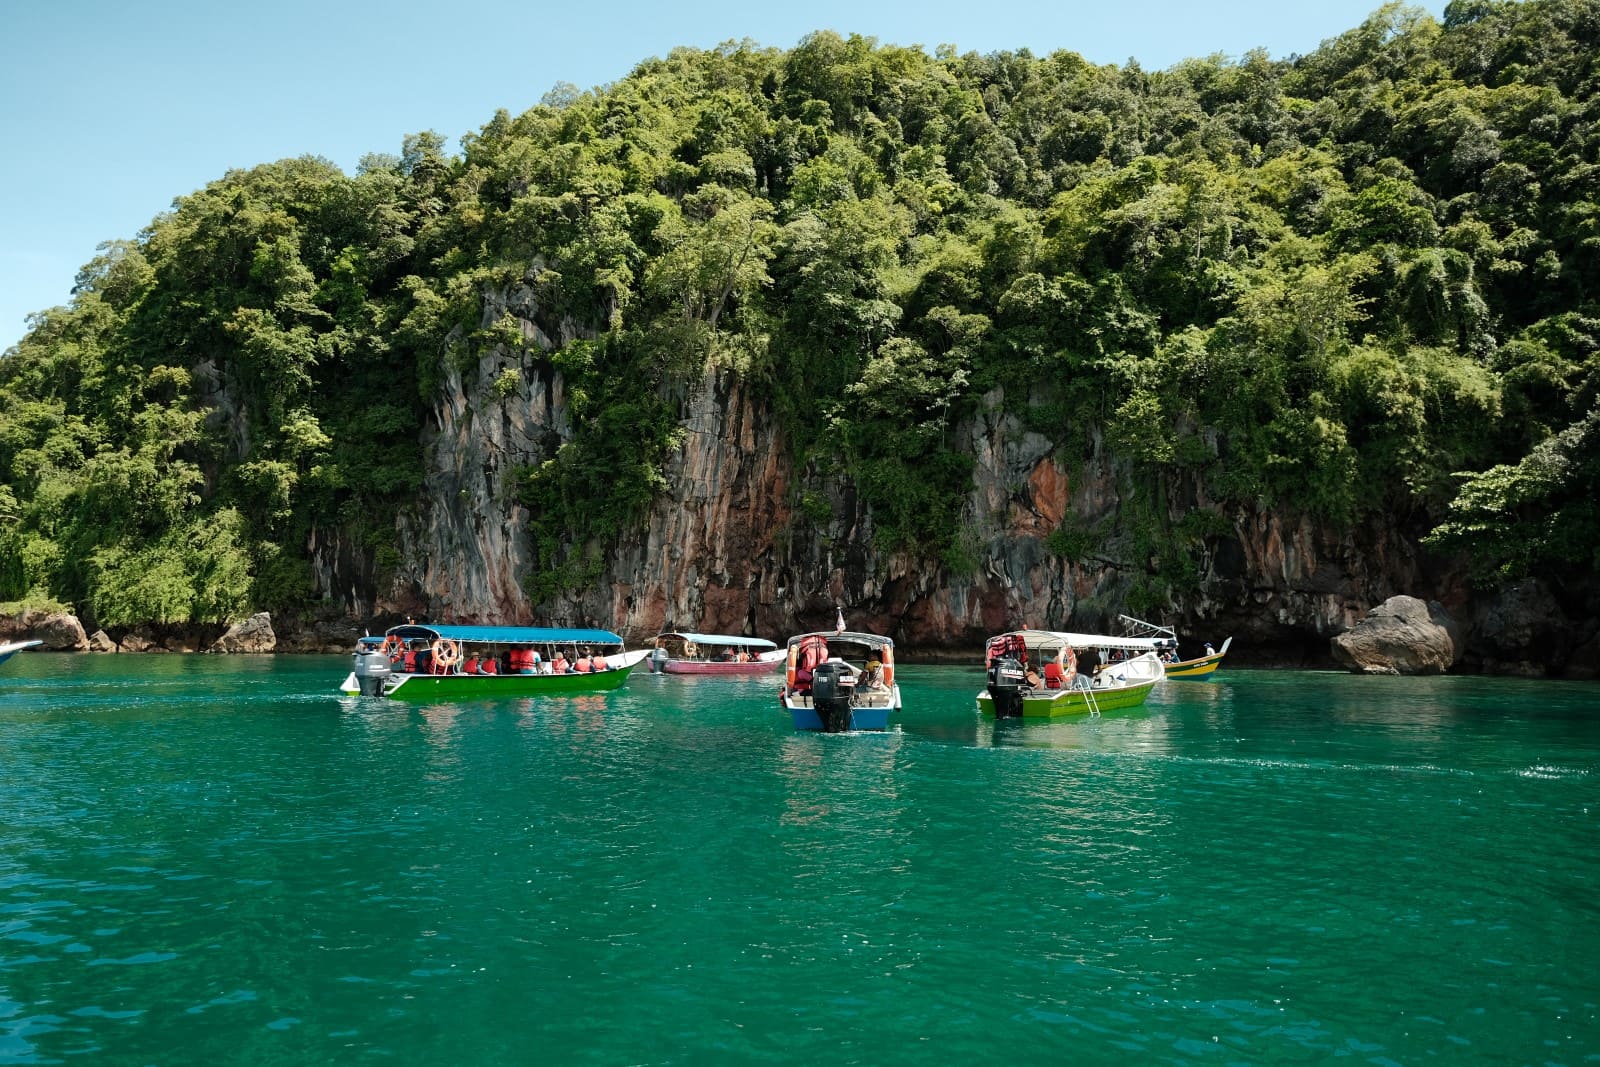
[6,589,1596,680]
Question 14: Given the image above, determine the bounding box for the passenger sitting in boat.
[478,656,498,675]
[857,659,887,691]
[574,650,593,672]
[508,647,537,675]
[551,650,569,674]
[402,646,419,673]
[793,667,813,695]
[1025,665,1042,688]
[463,655,479,674]
[591,651,608,671]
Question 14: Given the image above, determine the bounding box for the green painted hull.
[383,666,633,700]
[976,679,1156,719]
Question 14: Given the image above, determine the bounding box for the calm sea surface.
[1,654,1596,1064]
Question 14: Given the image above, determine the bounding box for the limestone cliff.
[302,306,1595,676]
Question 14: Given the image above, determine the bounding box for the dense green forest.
[1,0,1596,628]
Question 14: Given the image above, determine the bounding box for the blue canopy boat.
[339,624,647,699]
[0,639,43,668]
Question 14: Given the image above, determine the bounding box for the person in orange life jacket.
[402,646,419,673]
[478,655,498,675]
[591,651,608,671]
[508,647,536,674]
[574,650,593,673]
[551,650,569,674]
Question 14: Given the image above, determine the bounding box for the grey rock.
[1331,596,1461,675]
[212,612,277,654]
[87,630,117,653]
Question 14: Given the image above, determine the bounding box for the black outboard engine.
[649,646,668,673]
[352,648,392,696]
[810,660,853,732]
[987,656,1026,718]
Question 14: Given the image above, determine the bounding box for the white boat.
[0,639,43,668]
[777,630,901,732]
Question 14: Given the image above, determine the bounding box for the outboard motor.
[987,656,1026,718]
[649,646,668,673]
[810,660,853,732]
[352,648,392,697]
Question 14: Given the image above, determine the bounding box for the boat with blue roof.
[340,624,647,699]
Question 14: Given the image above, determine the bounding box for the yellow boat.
[1119,616,1232,681]
[1163,636,1232,678]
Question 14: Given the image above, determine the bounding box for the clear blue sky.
[0,0,1444,354]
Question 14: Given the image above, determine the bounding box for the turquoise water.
[1,654,1597,1065]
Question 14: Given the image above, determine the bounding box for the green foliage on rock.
[3,2,1598,624]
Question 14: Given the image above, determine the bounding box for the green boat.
[977,629,1166,719]
[340,624,646,700]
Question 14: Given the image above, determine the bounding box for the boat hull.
[1164,653,1226,679]
[785,704,895,731]
[0,639,42,667]
[380,666,633,700]
[976,678,1157,718]
[660,659,783,676]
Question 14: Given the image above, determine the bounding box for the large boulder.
[87,630,117,653]
[1331,596,1462,675]
[212,612,277,653]
[34,613,89,652]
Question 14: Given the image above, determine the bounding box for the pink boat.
[647,632,786,675]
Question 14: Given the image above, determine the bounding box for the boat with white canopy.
[977,629,1165,718]
[646,632,784,675]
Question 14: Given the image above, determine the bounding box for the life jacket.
[798,636,828,673]
[985,633,1028,668]
[509,648,534,671]
[403,650,418,672]
[463,656,479,674]
[480,658,498,674]
[591,654,608,671]
[552,656,568,673]
[574,656,592,673]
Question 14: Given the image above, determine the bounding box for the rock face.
[1331,596,1463,674]
[289,293,1589,670]
[212,612,277,653]
[35,613,89,652]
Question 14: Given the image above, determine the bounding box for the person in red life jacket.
[508,647,536,674]
[463,654,479,674]
[591,651,608,671]
[402,645,419,673]
[551,650,569,674]
[574,650,593,673]
[479,655,498,675]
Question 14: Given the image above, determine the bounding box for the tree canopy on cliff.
[1,0,1596,625]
